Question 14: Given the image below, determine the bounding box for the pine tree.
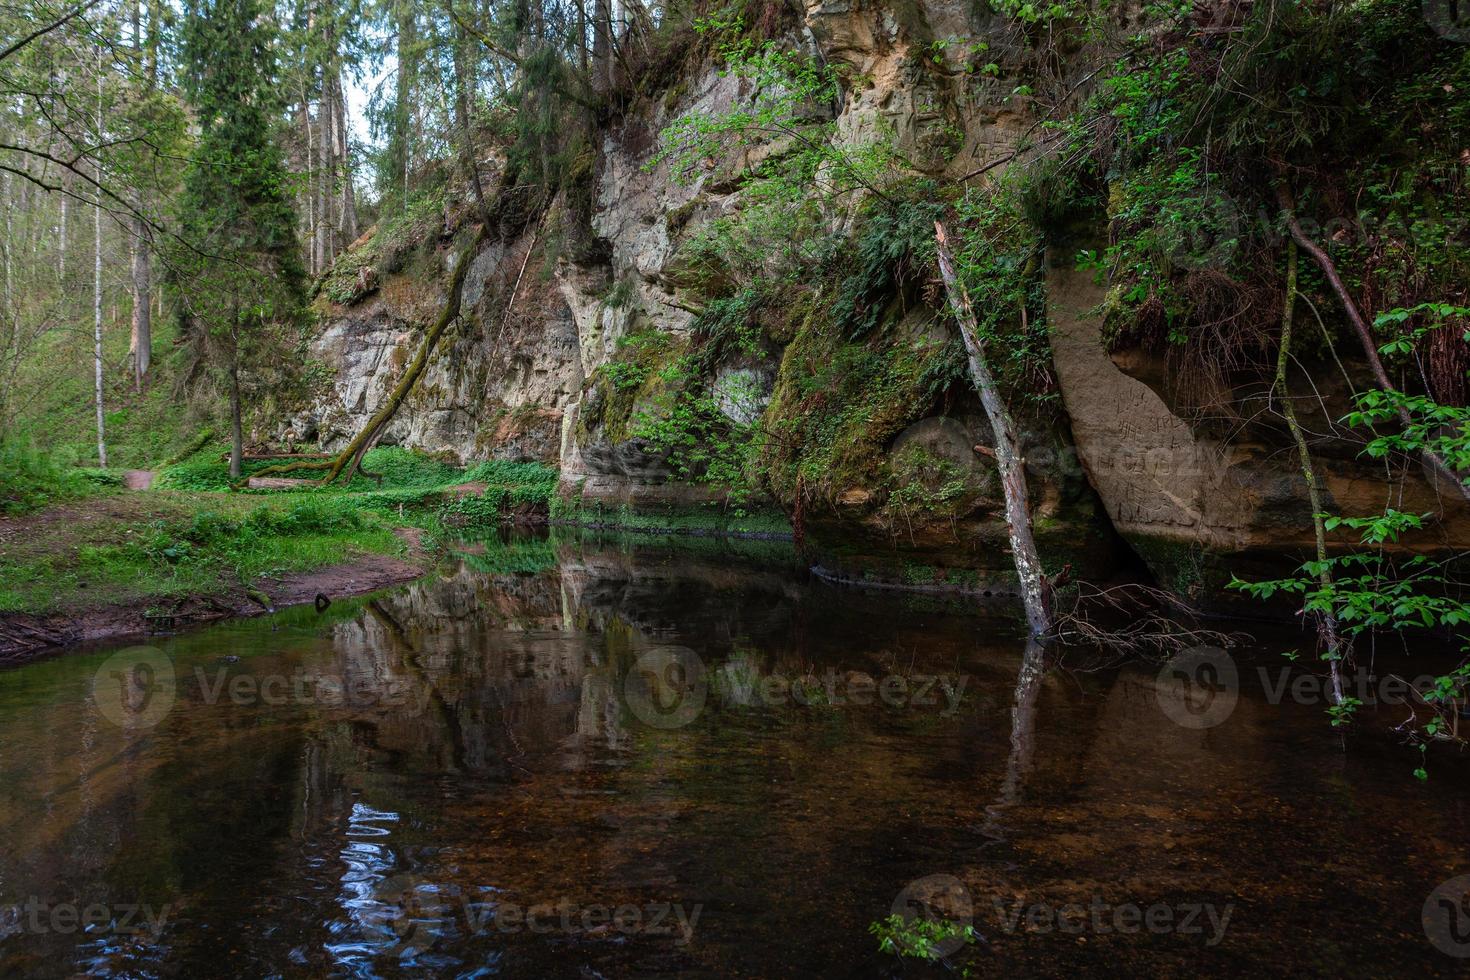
[172,0,305,479]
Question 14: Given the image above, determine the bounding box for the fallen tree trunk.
[219,452,332,462]
[934,220,1052,637]
[248,222,493,487]
[1276,184,1470,502]
[1276,240,1348,705]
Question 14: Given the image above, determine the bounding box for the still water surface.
[1,531,1468,977]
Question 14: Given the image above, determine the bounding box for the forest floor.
[0,489,428,664]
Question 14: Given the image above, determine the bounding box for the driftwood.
[935,220,1052,637]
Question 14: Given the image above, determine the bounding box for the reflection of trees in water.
[982,640,1050,847]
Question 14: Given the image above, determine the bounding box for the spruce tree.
[173,0,305,478]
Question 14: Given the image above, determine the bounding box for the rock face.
[291,205,583,464]
[1046,248,1470,600]
[290,0,1468,601]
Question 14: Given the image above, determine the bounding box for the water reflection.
[0,530,1467,977]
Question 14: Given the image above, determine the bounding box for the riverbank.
[0,492,427,663]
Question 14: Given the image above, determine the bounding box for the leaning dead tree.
[248,222,492,487]
[1276,183,1470,503]
[934,220,1052,637]
[1275,240,1348,705]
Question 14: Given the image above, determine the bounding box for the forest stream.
[1,531,1467,978]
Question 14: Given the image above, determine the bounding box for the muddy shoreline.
[0,555,425,668]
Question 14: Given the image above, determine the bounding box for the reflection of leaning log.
[980,640,1049,846]
[363,600,468,772]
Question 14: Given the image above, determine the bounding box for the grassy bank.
[0,492,408,616]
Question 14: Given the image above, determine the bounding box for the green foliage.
[652,33,840,186]
[0,496,402,615]
[759,299,967,506]
[950,183,1057,407]
[454,535,559,575]
[602,331,674,393]
[832,190,947,338]
[630,354,757,493]
[156,446,462,493]
[1056,0,1470,364]
[869,913,977,962]
[0,442,109,516]
[171,0,307,449]
[1230,312,1470,766]
[880,444,987,536]
[439,460,560,527]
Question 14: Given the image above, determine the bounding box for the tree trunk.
[93,174,106,468]
[593,0,612,92]
[93,62,106,469]
[229,358,243,479]
[316,88,331,273]
[129,216,151,389]
[393,1,416,210]
[1276,183,1470,502]
[934,220,1050,637]
[302,98,316,275]
[250,223,493,486]
[333,77,358,244]
[128,0,151,391]
[1277,240,1347,705]
[58,195,67,282]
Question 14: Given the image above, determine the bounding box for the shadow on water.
[1,527,1469,977]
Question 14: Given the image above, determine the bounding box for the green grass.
[0,494,405,615]
[0,441,124,516]
[6,314,216,470]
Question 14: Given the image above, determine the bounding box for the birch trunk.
[93,179,106,468]
[93,64,106,469]
[229,354,243,479]
[934,221,1050,636]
